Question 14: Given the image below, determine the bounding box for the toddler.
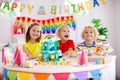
[57,25,75,57]
[77,26,98,56]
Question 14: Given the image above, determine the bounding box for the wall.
[115,0,120,78]
[0,18,13,43]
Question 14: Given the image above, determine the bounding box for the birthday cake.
[41,36,60,62]
[38,35,78,65]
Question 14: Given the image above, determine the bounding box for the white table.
[1,55,116,80]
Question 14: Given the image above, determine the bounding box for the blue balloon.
[94,0,100,7]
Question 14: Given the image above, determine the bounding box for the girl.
[22,23,42,59]
[57,25,75,57]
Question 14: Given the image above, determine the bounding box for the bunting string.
[15,16,76,34]
[2,65,110,80]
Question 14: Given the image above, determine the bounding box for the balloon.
[94,0,100,7]
[37,6,46,15]
[64,5,70,14]
[27,5,33,14]
[78,3,84,11]
[71,4,76,12]
[100,0,106,5]
[12,2,17,11]
[51,5,56,14]
[20,3,25,12]
[3,2,10,10]
[86,1,92,10]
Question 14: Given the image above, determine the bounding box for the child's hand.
[63,49,72,56]
[27,54,35,59]
[62,52,68,56]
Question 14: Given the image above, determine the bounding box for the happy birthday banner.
[0,0,106,17]
[15,16,76,34]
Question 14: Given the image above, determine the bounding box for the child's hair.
[57,24,70,38]
[25,23,42,42]
[81,26,98,40]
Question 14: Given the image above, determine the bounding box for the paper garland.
[12,24,25,35]
[17,72,31,80]
[90,70,101,80]
[74,71,88,80]
[34,73,50,80]
[8,71,17,80]
[3,67,105,80]
[15,16,76,34]
[53,73,70,80]
[0,0,106,17]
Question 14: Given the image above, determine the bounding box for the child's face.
[30,25,41,40]
[59,27,70,41]
[83,28,95,41]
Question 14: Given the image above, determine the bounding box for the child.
[81,26,98,47]
[57,25,75,57]
[77,26,98,56]
[22,23,42,59]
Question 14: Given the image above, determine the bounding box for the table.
[2,55,116,80]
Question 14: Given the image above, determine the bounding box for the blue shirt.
[79,41,96,48]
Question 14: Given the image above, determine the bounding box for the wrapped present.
[2,43,14,65]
